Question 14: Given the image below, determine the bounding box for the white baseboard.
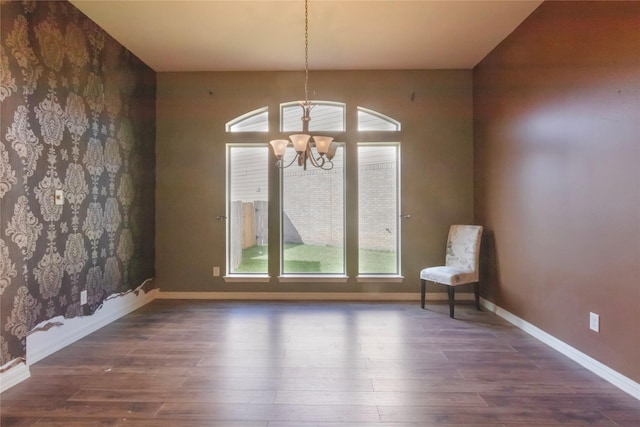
[0,360,30,393]
[480,297,640,401]
[156,291,474,301]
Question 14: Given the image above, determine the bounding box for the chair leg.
[420,279,426,309]
[447,286,455,318]
[474,282,481,311]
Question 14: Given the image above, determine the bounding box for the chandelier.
[269,0,336,170]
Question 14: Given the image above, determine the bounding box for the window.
[280,144,345,275]
[358,144,400,275]
[281,101,345,132]
[226,145,269,274]
[226,107,268,132]
[357,107,401,131]
[225,102,401,280]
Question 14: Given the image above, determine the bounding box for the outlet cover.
[54,189,64,205]
[589,312,600,332]
[213,266,220,277]
[80,290,87,305]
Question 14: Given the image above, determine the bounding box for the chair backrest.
[445,225,483,276]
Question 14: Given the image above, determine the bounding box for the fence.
[229,200,268,270]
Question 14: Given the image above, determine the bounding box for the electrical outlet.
[80,290,87,305]
[213,266,220,277]
[54,189,64,205]
[589,312,600,332]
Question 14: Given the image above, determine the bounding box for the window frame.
[280,101,346,133]
[225,107,269,133]
[223,103,403,283]
[357,106,402,132]
[277,142,348,280]
[356,142,402,279]
[225,143,270,280]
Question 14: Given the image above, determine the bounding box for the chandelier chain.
[304,0,309,104]
[269,0,335,171]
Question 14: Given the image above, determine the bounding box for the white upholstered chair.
[420,225,483,318]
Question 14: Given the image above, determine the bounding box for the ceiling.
[69,0,543,72]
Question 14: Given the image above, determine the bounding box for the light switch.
[54,190,64,205]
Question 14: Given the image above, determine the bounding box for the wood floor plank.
[371,378,575,394]
[7,373,189,389]
[0,401,163,419]
[157,402,381,423]
[273,390,486,406]
[1,301,637,426]
[267,423,505,427]
[116,421,267,427]
[377,405,618,425]
[480,392,640,412]
[280,366,463,380]
[181,376,375,392]
[31,419,120,427]
[184,366,283,379]
[599,410,640,426]
[68,388,276,404]
[0,417,43,427]
[196,356,369,369]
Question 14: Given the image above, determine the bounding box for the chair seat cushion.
[420,266,478,286]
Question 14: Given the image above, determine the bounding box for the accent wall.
[0,1,156,366]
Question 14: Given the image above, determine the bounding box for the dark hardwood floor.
[1,300,639,426]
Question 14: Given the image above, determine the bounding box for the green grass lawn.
[234,244,397,274]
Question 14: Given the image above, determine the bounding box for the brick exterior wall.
[230,148,398,253]
[358,162,397,251]
[283,167,345,247]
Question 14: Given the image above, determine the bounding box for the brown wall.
[156,70,474,293]
[474,1,640,381]
[0,1,156,364]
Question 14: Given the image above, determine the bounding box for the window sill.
[224,275,270,283]
[223,275,403,284]
[277,275,349,283]
[356,275,404,283]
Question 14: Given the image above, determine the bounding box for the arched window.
[225,102,402,280]
[281,101,345,132]
[226,107,269,132]
[357,107,401,131]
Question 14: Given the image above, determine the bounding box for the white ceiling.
[69,0,543,72]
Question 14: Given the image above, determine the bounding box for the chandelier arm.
[307,150,321,168]
[311,153,334,170]
[280,153,301,169]
[322,161,334,171]
[313,155,333,170]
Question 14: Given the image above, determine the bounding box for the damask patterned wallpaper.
[0,0,156,365]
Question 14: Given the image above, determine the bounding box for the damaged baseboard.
[0,280,157,393]
[27,283,158,366]
[0,360,30,394]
